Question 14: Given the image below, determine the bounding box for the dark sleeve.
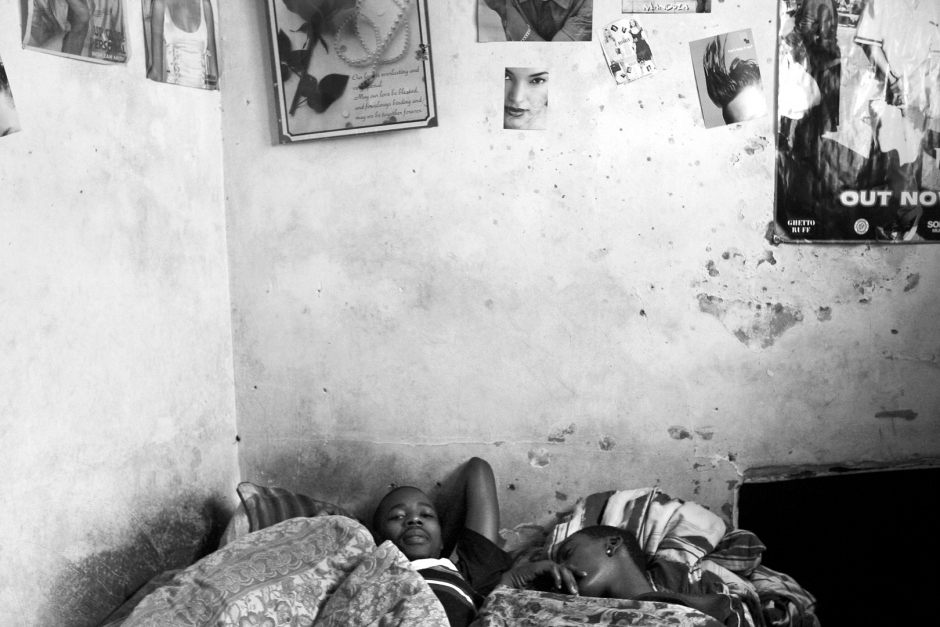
[554,0,593,42]
[454,527,514,597]
[436,595,476,627]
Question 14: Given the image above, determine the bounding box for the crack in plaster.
[883,352,940,370]
[244,437,609,447]
[693,453,745,479]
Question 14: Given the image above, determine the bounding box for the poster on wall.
[504,67,548,130]
[599,16,657,85]
[22,0,128,64]
[622,1,710,12]
[689,29,767,129]
[264,0,437,142]
[1,56,23,138]
[141,0,221,90]
[774,0,940,243]
[477,0,594,42]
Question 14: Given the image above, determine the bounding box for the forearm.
[862,45,892,79]
[460,457,500,542]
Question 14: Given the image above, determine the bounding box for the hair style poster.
[599,16,657,85]
[1,56,22,138]
[622,0,710,12]
[22,0,128,64]
[477,0,594,42]
[142,0,221,90]
[504,67,548,130]
[690,29,767,129]
[774,0,940,243]
[264,0,437,142]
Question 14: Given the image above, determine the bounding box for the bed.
[99,483,819,627]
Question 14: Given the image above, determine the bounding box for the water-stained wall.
[0,2,238,625]
[221,0,939,534]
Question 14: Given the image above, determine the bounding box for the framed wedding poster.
[264,0,437,142]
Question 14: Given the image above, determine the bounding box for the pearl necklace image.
[334,0,412,82]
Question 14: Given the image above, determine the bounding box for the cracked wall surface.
[3,3,937,626]
[221,0,940,534]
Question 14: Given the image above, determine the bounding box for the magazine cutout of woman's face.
[504,67,548,130]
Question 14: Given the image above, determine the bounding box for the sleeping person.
[372,457,514,627]
[500,525,752,627]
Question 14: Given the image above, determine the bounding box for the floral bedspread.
[470,586,725,627]
[106,515,448,627]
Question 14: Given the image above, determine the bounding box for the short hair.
[702,35,762,111]
[560,525,648,574]
[371,485,432,535]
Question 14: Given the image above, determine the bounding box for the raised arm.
[440,457,500,554]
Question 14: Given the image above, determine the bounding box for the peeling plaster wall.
[0,2,239,625]
[222,1,940,534]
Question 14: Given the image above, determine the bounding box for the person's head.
[504,67,548,130]
[703,35,767,124]
[372,486,443,560]
[554,526,648,598]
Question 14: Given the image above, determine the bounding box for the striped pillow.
[236,482,352,532]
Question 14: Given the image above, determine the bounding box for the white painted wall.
[222,0,940,531]
[0,2,238,625]
[0,2,937,625]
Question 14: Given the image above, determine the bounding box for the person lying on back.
[372,457,514,627]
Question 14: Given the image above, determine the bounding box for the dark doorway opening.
[737,467,939,627]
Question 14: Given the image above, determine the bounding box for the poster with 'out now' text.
[774,0,940,243]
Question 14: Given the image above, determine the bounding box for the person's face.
[555,534,621,598]
[722,84,767,123]
[504,67,548,130]
[375,487,443,560]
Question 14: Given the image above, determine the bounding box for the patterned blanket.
[102,515,448,627]
[471,586,725,627]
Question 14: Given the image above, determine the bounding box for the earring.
[606,548,613,556]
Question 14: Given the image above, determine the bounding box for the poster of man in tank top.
[1,56,22,139]
[774,0,940,243]
[22,0,128,64]
[142,0,220,90]
[264,0,437,142]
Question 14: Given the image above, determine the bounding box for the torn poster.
[774,0,940,243]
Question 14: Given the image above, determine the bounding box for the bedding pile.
[99,483,818,627]
[101,515,448,627]
[471,586,725,627]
